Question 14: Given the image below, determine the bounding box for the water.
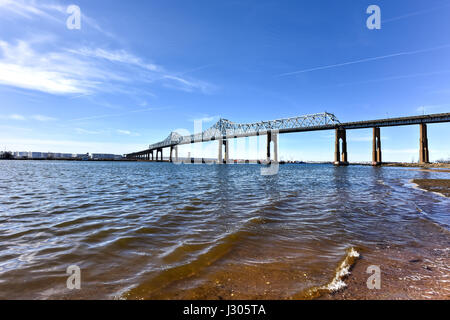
[0,161,448,299]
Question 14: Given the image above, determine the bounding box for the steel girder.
[148,112,340,150]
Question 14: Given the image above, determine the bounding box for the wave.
[293,247,360,299]
[121,228,252,299]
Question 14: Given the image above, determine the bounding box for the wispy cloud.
[277,44,450,77]
[1,114,26,121]
[68,48,160,72]
[162,75,215,94]
[0,40,102,94]
[0,38,213,96]
[0,1,213,96]
[32,114,57,121]
[75,128,102,135]
[330,70,450,88]
[0,113,57,121]
[384,3,450,23]
[0,0,60,22]
[117,129,140,136]
[0,0,115,38]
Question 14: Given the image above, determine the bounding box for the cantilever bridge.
[126,112,450,165]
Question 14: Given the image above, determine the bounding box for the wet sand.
[125,243,450,300]
[411,179,450,197]
[323,244,450,300]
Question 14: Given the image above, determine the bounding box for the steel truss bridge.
[147,112,340,150]
[126,112,450,165]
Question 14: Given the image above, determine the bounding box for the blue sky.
[0,0,449,161]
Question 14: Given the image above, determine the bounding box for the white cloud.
[0,114,26,120]
[0,40,104,94]
[0,39,213,96]
[162,75,214,94]
[32,115,57,121]
[68,48,160,72]
[10,114,26,121]
[75,128,102,135]
[117,129,140,136]
[0,0,214,97]
[0,0,59,22]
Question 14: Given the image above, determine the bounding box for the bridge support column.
[217,138,229,164]
[266,131,279,163]
[218,138,223,164]
[170,146,178,163]
[224,139,229,164]
[372,127,382,166]
[334,128,348,166]
[419,123,430,164]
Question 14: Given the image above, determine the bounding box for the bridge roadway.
[126,112,450,165]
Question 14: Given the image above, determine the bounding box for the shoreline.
[2,158,450,169]
[410,179,450,198]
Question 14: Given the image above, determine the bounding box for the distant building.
[75,153,89,160]
[14,151,29,158]
[6,151,124,161]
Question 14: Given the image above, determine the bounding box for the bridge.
[126,112,450,165]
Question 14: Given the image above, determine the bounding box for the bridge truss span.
[148,112,340,149]
[126,112,449,166]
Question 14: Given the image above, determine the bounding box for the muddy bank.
[383,162,450,169]
[411,179,450,197]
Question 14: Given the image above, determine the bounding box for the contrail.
[277,44,450,77]
[384,3,450,23]
[331,70,450,88]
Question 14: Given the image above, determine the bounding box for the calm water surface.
[0,161,449,299]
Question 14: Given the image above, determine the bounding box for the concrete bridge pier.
[419,123,430,164]
[217,138,222,164]
[170,146,178,162]
[266,131,279,163]
[372,127,382,166]
[217,138,229,164]
[334,128,348,166]
[224,139,229,163]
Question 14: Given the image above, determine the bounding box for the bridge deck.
[127,112,450,157]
